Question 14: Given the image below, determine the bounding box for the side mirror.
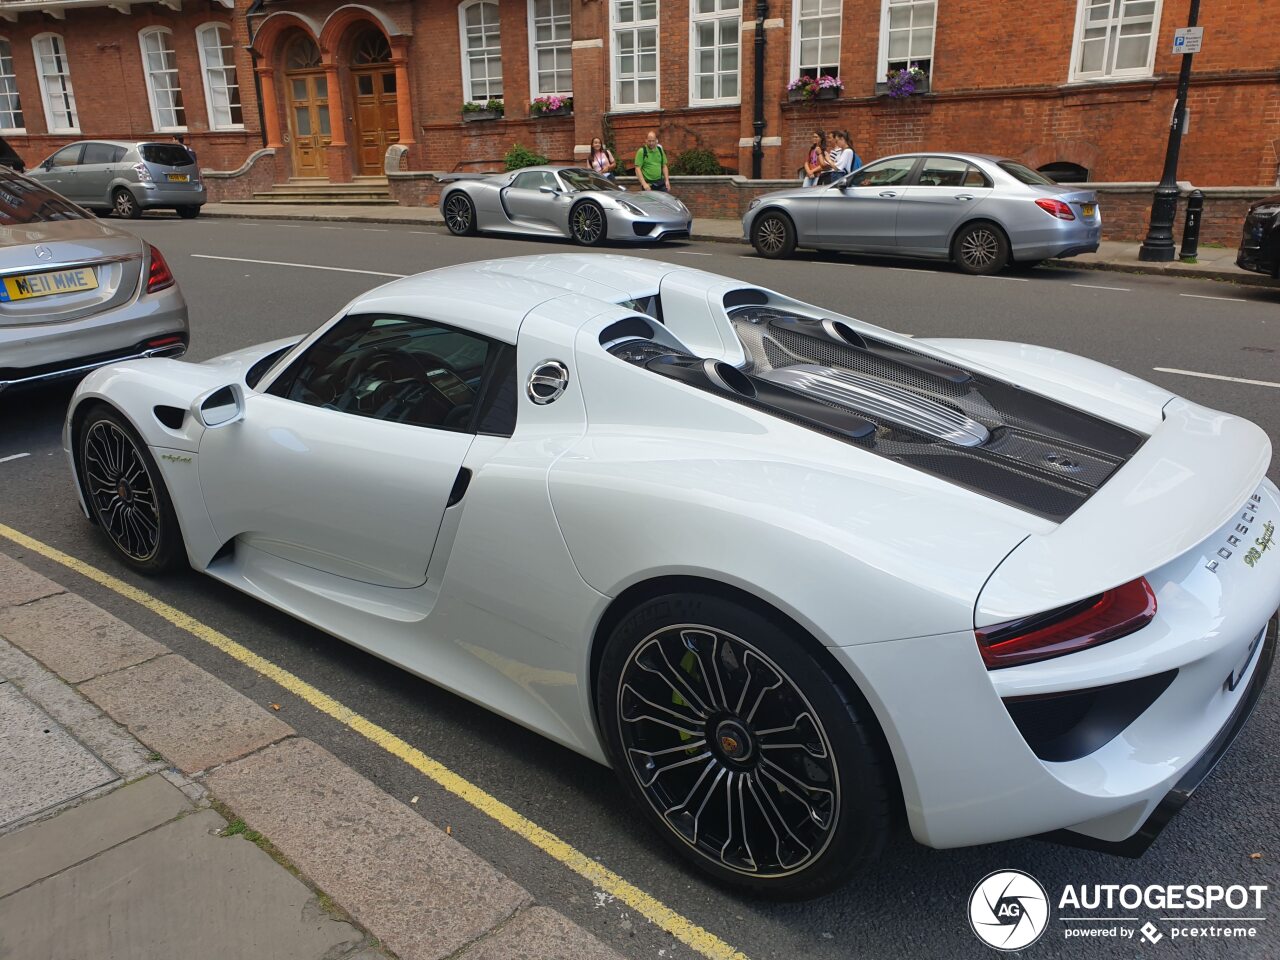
[539,184,559,195]
[192,383,244,429]
[42,159,54,171]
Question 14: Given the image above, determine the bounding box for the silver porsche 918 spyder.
[440,166,692,245]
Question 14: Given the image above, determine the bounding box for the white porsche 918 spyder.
[64,254,1279,898]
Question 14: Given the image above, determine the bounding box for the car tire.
[176,205,201,219]
[113,188,142,220]
[596,591,893,899]
[952,221,1009,275]
[751,211,797,259]
[443,192,478,236]
[570,200,607,246]
[77,404,186,575]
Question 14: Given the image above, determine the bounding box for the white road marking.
[409,230,435,235]
[674,251,713,256]
[887,266,940,274]
[320,226,342,230]
[191,254,406,278]
[364,228,390,232]
[1179,293,1247,303]
[978,275,1029,282]
[1071,282,1130,291]
[1153,367,1280,389]
[0,452,30,463]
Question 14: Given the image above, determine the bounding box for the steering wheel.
[334,348,424,413]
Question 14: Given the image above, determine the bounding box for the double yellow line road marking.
[0,521,750,960]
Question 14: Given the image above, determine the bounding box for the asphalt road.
[2,216,1278,960]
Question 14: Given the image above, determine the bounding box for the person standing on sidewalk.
[802,130,831,187]
[588,136,616,180]
[635,131,671,192]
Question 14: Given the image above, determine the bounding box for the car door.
[30,144,84,199]
[75,142,120,209]
[815,156,920,251]
[197,313,504,589]
[895,157,995,256]
[500,170,560,233]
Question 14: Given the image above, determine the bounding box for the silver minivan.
[28,140,207,219]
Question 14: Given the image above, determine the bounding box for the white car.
[63,254,1279,898]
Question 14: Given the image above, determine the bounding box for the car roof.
[345,255,683,343]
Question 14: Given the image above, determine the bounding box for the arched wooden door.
[283,36,331,178]
[349,29,398,176]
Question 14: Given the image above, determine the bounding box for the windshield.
[140,144,194,167]
[0,172,89,226]
[558,168,624,193]
[998,161,1056,186]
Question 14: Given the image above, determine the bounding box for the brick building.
[0,0,1275,190]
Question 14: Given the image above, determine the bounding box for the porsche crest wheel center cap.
[714,719,754,763]
[117,481,132,502]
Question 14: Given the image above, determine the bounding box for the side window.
[113,146,127,163]
[962,165,991,188]
[47,143,83,167]
[916,157,969,188]
[82,142,116,164]
[511,171,539,190]
[266,314,496,433]
[846,157,915,187]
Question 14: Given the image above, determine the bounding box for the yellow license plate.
[1082,203,1096,217]
[166,173,189,182]
[0,267,98,302]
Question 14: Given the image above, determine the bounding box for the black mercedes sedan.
[1237,195,1280,278]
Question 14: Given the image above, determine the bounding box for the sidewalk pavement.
[197,202,1273,286]
[0,551,624,960]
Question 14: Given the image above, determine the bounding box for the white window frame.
[876,0,936,79]
[458,0,504,102]
[139,27,187,132]
[196,22,243,131]
[32,32,78,134]
[688,0,741,107]
[0,38,24,133]
[609,0,660,112]
[527,0,573,98]
[789,0,842,79]
[1068,0,1163,83]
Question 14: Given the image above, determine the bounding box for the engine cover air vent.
[759,364,990,446]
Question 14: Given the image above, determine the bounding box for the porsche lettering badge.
[1205,493,1265,573]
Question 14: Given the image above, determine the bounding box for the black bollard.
[1179,189,1204,261]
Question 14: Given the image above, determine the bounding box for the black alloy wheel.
[751,211,796,259]
[113,188,142,220]
[444,193,477,235]
[598,593,892,898]
[78,406,185,574]
[176,205,201,219]
[570,201,606,246]
[952,222,1009,275]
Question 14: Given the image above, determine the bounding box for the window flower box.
[462,100,505,122]
[787,74,844,103]
[878,67,929,98]
[529,95,573,118]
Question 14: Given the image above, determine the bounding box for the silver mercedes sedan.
[0,169,188,394]
[742,153,1101,274]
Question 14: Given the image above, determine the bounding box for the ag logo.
[968,869,1050,951]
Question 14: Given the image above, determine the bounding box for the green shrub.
[504,143,549,171]
[670,148,723,176]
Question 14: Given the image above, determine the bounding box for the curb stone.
[0,550,626,960]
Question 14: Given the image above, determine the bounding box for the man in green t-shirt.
[634,131,670,192]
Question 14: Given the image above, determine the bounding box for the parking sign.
[1172,27,1203,54]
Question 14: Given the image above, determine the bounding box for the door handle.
[878,191,897,198]
[447,467,472,507]
[954,194,974,201]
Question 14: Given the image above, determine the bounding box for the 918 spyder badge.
[1205,493,1265,573]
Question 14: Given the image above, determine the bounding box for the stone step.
[252,193,393,202]
[223,197,403,206]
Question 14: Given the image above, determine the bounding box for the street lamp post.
[751,0,768,179]
[1138,0,1201,262]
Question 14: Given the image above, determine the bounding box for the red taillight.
[976,577,1157,670]
[146,243,174,293]
[146,335,183,348]
[1034,198,1076,220]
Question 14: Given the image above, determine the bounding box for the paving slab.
[0,591,168,683]
[0,553,64,608]
[0,683,117,829]
[0,808,366,960]
[79,654,294,774]
[206,737,532,960]
[0,773,192,898]
[457,906,624,960]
